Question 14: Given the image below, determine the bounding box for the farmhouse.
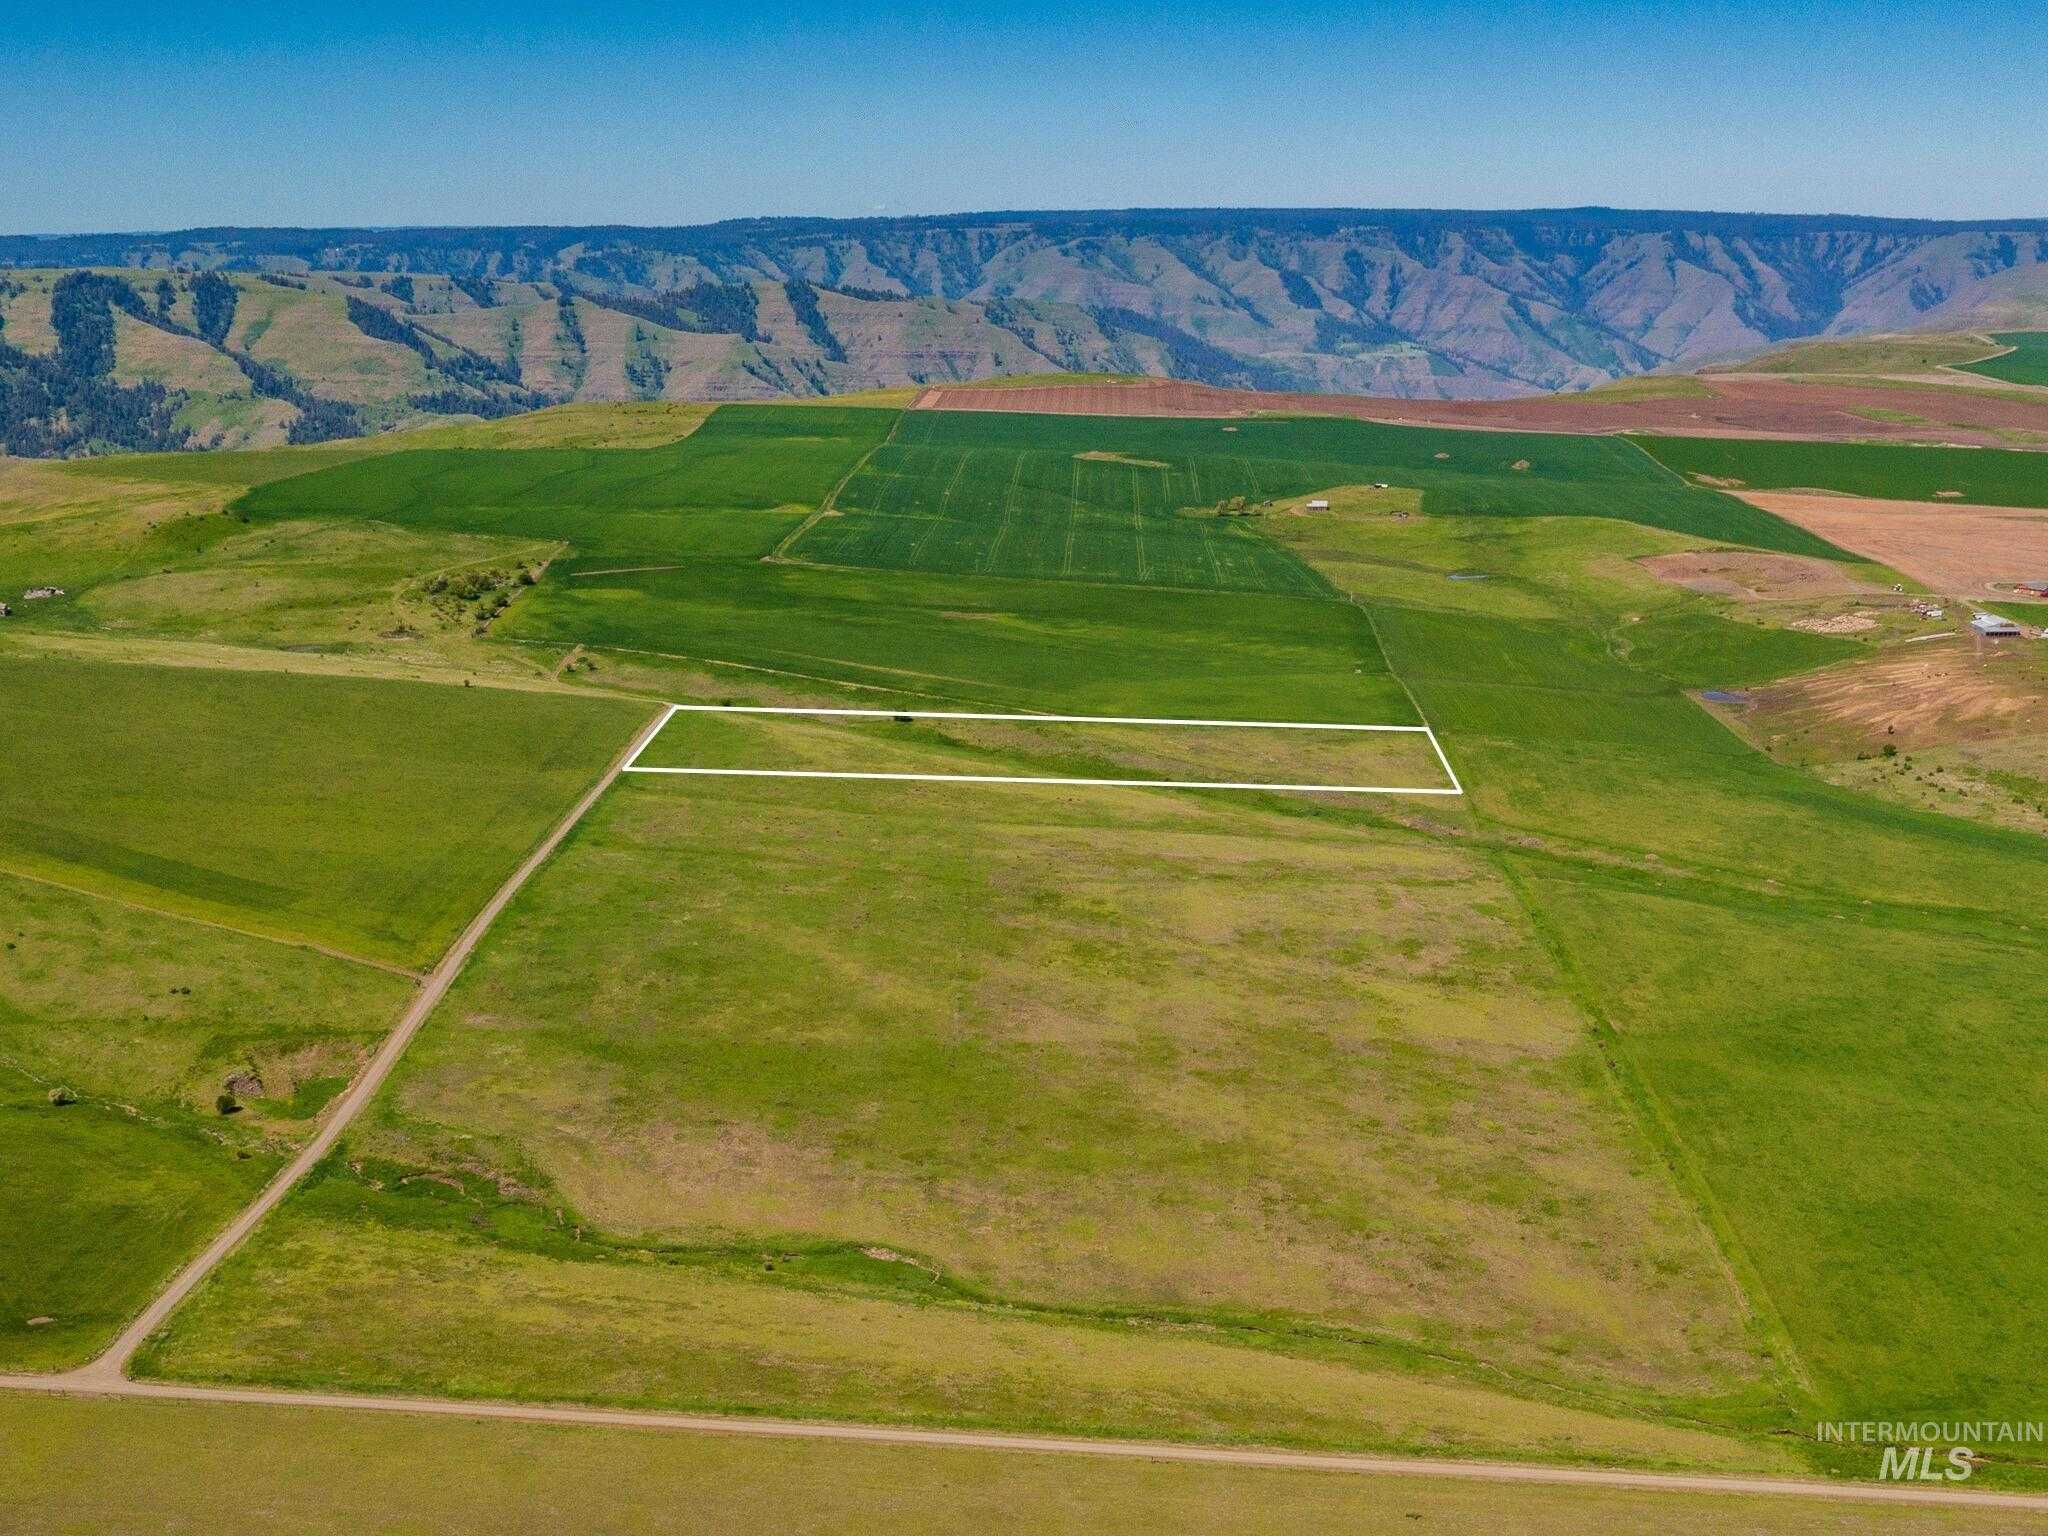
[1305,498,1330,511]
[2020,580,2048,597]
[1970,612,2022,638]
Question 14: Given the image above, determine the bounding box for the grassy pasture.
[142,756,1777,1448]
[0,871,409,1370]
[75,517,556,652]
[233,404,896,564]
[24,404,2048,1488]
[1638,435,2048,508]
[223,403,1413,718]
[8,1396,1983,1536]
[1,440,448,628]
[798,411,1840,585]
[0,655,640,968]
[1521,864,2048,1424]
[1724,333,2005,376]
[517,559,1414,719]
[0,1094,272,1371]
[1259,483,2048,1443]
[1958,331,2048,388]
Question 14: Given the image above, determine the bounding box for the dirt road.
[3,1374,2044,1514]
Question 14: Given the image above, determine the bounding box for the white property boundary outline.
[622,704,1464,797]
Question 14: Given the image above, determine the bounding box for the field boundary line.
[1489,852,1816,1404]
[622,703,1463,797]
[44,703,675,1387]
[0,861,426,980]
[766,409,903,561]
[3,1376,2045,1513]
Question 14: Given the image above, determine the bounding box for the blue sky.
[7,1,2043,233]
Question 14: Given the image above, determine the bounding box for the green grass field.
[1637,434,2048,507]
[0,656,641,968]
[0,870,410,1369]
[797,411,1842,583]
[1958,331,2048,388]
[12,395,2048,1501]
[233,404,897,564]
[1519,863,2048,1423]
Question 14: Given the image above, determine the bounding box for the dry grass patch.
[1637,551,1889,603]
[1708,639,2048,763]
[140,1199,1790,1474]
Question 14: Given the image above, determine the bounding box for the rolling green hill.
[1960,331,2048,387]
[6,399,2046,1501]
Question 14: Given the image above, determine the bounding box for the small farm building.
[1971,612,2022,637]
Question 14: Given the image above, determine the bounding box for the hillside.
[4,207,2048,456]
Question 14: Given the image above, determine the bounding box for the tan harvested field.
[912,373,2048,446]
[1735,493,2048,594]
[402,400,714,449]
[1637,550,1891,603]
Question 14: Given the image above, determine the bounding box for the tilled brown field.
[1718,640,2048,760]
[1735,493,2048,594]
[913,375,2048,447]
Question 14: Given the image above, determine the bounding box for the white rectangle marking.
[623,704,1463,797]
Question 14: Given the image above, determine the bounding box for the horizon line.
[8,203,2048,244]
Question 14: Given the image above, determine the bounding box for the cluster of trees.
[554,289,587,392]
[0,274,191,455]
[408,389,531,419]
[782,278,844,362]
[1089,306,1296,391]
[451,274,497,308]
[50,272,133,377]
[221,347,363,444]
[0,321,190,457]
[623,325,670,398]
[823,283,904,303]
[571,278,761,342]
[192,271,238,345]
[344,294,535,401]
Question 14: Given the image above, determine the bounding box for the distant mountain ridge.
[5,208,2047,456]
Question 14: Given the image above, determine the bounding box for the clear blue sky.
[7,1,2043,233]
